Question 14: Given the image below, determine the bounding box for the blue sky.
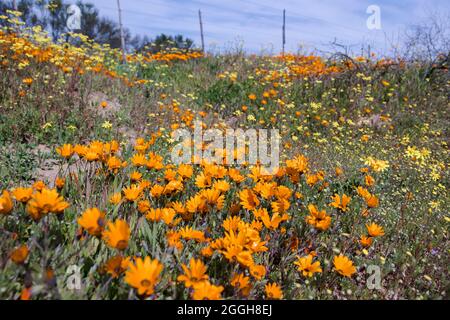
[79,0,449,55]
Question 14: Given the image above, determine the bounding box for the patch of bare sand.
[356,114,391,129]
[87,91,121,117]
[31,145,77,187]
